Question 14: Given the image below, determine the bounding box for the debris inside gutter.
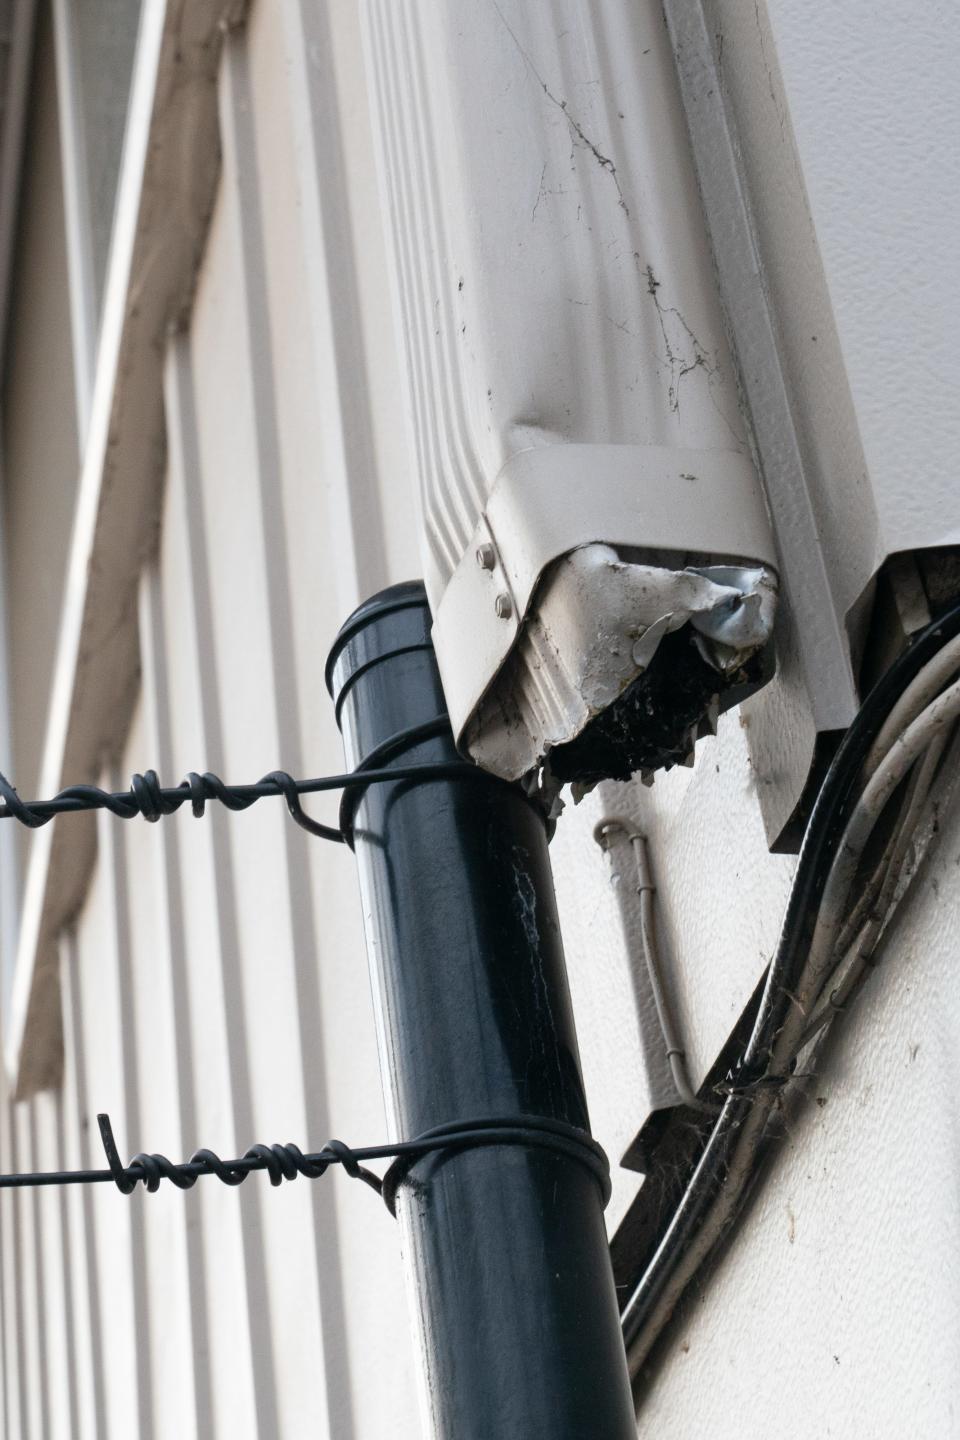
[544,624,765,790]
[462,544,777,792]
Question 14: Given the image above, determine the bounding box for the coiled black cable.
[621,597,960,1375]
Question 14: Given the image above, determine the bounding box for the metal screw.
[476,543,496,570]
[494,593,513,620]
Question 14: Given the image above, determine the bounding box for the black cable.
[621,597,960,1372]
[0,717,529,846]
[0,1113,611,1216]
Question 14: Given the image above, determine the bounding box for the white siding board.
[0,1102,22,1440]
[127,576,203,1440]
[325,0,419,586]
[11,1101,43,1440]
[2,2,81,840]
[282,0,382,617]
[204,33,358,1435]
[53,1093,86,1440]
[80,801,144,1440]
[243,0,357,761]
[51,0,97,431]
[59,933,106,1440]
[105,729,159,1440]
[364,0,458,578]
[162,334,269,1440]
[244,14,421,1431]
[31,1092,73,1440]
[169,8,419,1424]
[0,1053,23,1440]
[282,0,416,610]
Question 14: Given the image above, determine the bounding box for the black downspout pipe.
[327,581,636,1440]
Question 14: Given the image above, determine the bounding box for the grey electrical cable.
[624,658,960,1378]
[632,834,719,1115]
[802,718,955,1046]
[830,699,951,962]
[832,730,934,959]
[595,822,715,1114]
[791,673,960,1041]
[864,631,960,777]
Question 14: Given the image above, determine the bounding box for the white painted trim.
[39,0,166,809]
[662,0,859,735]
[4,0,240,1094]
[0,0,38,371]
[4,0,167,1088]
[0,443,21,1017]
[51,0,98,437]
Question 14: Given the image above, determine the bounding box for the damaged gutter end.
[430,441,779,793]
[463,544,777,786]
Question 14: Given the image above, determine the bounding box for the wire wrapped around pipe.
[0,1113,612,1215]
[0,717,539,845]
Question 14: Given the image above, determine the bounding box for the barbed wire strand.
[0,717,531,847]
[0,1114,611,1218]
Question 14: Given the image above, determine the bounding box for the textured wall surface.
[0,2,956,1438]
[764,0,960,559]
[638,782,960,1439]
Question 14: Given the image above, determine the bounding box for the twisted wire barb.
[0,1114,611,1217]
[0,718,493,846]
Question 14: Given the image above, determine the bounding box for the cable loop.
[131,770,171,823]
[325,1139,359,1181]
[337,716,456,847]
[189,1148,246,1186]
[243,1143,298,1187]
[186,772,208,819]
[264,770,344,844]
[197,771,255,814]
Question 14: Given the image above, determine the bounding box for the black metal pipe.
[327,582,635,1440]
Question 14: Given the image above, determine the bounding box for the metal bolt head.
[494,593,513,620]
[476,542,496,570]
